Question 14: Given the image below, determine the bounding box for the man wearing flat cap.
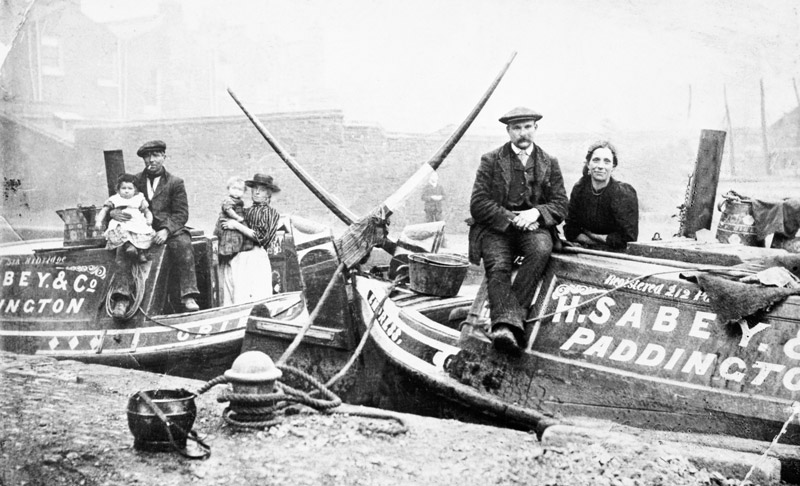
[107,140,200,317]
[468,107,568,354]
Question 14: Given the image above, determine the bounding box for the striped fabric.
[245,202,280,249]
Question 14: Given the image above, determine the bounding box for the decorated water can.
[127,389,197,452]
[56,206,104,246]
[716,199,762,247]
[408,253,469,297]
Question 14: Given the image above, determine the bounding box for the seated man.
[468,107,568,354]
[564,140,638,250]
[108,140,200,318]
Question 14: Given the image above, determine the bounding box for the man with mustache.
[107,140,200,318]
[468,107,568,354]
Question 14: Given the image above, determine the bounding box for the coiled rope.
[104,261,147,320]
[193,269,409,435]
[198,365,342,429]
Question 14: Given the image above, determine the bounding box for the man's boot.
[490,324,522,356]
[111,298,129,319]
[182,297,199,312]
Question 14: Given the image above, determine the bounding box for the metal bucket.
[127,389,197,452]
[408,253,469,297]
[716,200,762,247]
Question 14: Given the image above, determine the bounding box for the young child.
[214,176,249,259]
[95,173,155,263]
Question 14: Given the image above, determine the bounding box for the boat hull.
[354,252,800,444]
[0,292,306,379]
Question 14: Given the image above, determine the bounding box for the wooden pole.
[227,88,359,225]
[760,79,771,175]
[380,51,517,215]
[793,78,800,152]
[681,129,726,238]
[723,85,735,176]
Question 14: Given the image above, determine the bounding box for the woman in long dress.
[563,140,638,250]
[220,173,282,305]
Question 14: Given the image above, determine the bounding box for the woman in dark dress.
[564,141,638,250]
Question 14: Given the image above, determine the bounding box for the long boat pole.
[334,52,517,267]
[227,88,358,225]
[230,53,516,267]
[381,52,516,216]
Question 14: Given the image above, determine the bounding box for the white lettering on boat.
[548,280,800,394]
[0,298,84,314]
[559,325,800,394]
[366,291,402,344]
[602,274,709,302]
[0,266,106,317]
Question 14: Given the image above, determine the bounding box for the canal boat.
[0,205,309,381]
[238,113,800,484]
[230,60,800,479]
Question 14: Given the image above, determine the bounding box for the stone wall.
[69,111,514,238]
[4,109,715,243]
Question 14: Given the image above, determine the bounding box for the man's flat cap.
[498,107,542,124]
[136,140,167,157]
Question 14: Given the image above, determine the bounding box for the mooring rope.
[104,261,146,320]
[193,269,409,435]
[743,401,800,483]
[322,274,405,390]
[277,262,346,365]
[213,364,342,429]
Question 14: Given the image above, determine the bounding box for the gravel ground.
[0,352,788,485]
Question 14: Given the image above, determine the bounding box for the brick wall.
[69,111,516,238]
[4,109,706,243]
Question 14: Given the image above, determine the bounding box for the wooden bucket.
[408,253,469,297]
[716,200,762,247]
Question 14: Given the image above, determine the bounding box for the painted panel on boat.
[0,249,113,322]
[530,257,800,400]
[356,277,459,372]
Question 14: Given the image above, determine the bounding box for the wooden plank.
[627,238,785,266]
[681,129,726,238]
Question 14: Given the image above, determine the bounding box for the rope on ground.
[744,401,800,483]
[197,364,342,430]
[316,273,409,435]
[192,271,409,435]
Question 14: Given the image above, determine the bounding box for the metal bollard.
[224,351,282,396]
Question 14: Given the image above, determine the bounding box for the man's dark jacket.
[468,142,568,264]
[134,170,190,236]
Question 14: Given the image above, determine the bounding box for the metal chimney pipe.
[103,150,125,197]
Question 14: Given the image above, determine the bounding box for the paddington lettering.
[0,298,85,315]
[560,326,800,392]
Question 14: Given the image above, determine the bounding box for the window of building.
[40,36,64,76]
[97,44,119,87]
[142,68,161,114]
